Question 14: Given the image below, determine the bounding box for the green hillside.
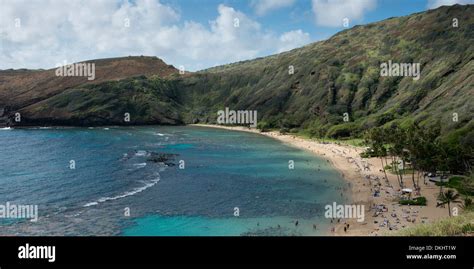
[176,5,473,140]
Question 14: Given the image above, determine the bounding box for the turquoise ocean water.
[0,126,349,236]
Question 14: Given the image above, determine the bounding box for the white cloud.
[277,30,311,53]
[251,0,296,16]
[0,0,312,71]
[311,0,377,27]
[427,0,474,8]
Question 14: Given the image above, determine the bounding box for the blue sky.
[0,0,472,70]
[164,0,427,41]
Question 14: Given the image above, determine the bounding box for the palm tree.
[387,126,406,188]
[364,128,390,186]
[437,190,462,217]
[405,125,417,188]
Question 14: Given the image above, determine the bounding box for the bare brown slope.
[0,56,177,110]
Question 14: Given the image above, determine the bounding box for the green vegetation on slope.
[396,211,474,236]
[21,76,184,126]
[175,5,473,143]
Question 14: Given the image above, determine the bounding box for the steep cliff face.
[0,56,180,125]
[0,5,472,140]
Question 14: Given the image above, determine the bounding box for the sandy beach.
[192,124,449,236]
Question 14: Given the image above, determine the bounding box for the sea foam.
[83,174,160,207]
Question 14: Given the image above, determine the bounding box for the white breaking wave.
[0,127,12,130]
[134,150,148,157]
[83,201,99,207]
[133,163,147,168]
[83,174,160,207]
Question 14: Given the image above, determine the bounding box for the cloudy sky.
[0,0,472,70]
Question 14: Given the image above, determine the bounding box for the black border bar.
[0,236,472,267]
